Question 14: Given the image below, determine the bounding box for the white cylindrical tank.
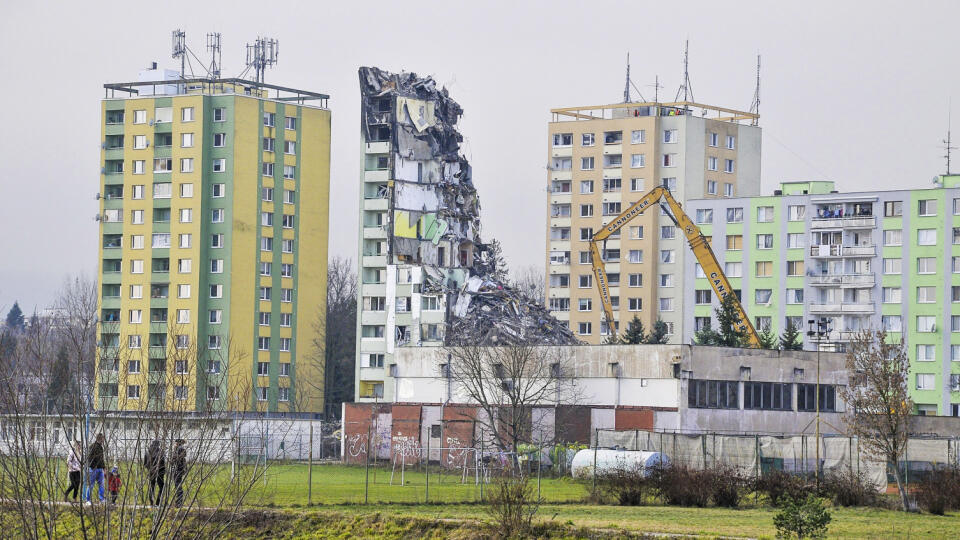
[570,449,669,479]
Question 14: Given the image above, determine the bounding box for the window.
[882,315,902,332]
[659,297,674,311]
[181,133,193,148]
[726,235,743,250]
[883,258,902,274]
[756,234,774,249]
[883,229,902,246]
[284,140,296,155]
[208,208,224,224]
[660,250,675,264]
[130,260,144,274]
[882,287,902,303]
[688,380,739,409]
[626,129,644,144]
[133,109,146,124]
[662,153,676,167]
[622,249,641,264]
[786,289,804,304]
[659,274,674,287]
[281,288,293,302]
[708,132,719,147]
[552,133,572,146]
[604,131,622,144]
[209,284,223,298]
[726,207,744,223]
[127,385,141,400]
[213,133,226,147]
[630,178,644,192]
[153,183,172,199]
[787,233,805,249]
[660,225,675,239]
[884,200,902,217]
[797,384,836,412]
[284,165,296,179]
[744,382,792,410]
[177,284,191,299]
[628,273,643,287]
[578,298,592,312]
[181,107,194,122]
[213,107,226,122]
[261,212,274,227]
[627,298,642,311]
[917,286,936,303]
[663,129,678,143]
[260,262,272,276]
[151,233,170,248]
[133,135,148,149]
[917,316,937,333]
[176,308,190,323]
[130,285,142,299]
[724,183,734,197]
[212,159,226,172]
[788,205,805,221]
[263,112,275,127]
[257,337,271,351]
[579,180,594,194]
[954,286,960,303]
[578,274,592,288]
[916,345,936,363]
[177,208,192,224]
[211,234,224,248]
[918,229,937,245]
[629,225,643,239]
[755,261,772,277]
[578,227,593,241]
[695,290,712,304]
[210,259,223,273]
[285,116,296,130]
[282,239,294,253]
[723,159,734,173]
[757,206,774,222]
[917,257,937,274]
[577,322,592,335]
[707,156,718,171]
[918,199,937,216]
[580,157,595,170]
[129,310,142,324]
[787,260,804,276]
[284,190,295,204]
[131,185,145,199]
[153,158,172,173]
[581,133,594,146]
[280,313,292,327]
[630,154,645,168]
[722,262,742,277]
[579,204,593,218]
[212,184,225,198]
[726,135,736,149]
[260,287,272,300]
[695,209,713,224]
[262,162,274,177]
[707,180,718,195]
[954,227,960,245]
[130,210,144,225]
[917,373,935,390]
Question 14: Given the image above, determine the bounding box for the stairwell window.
[918,199,937,216]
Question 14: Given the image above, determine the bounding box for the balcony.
[550,146,572,158]
[551,170,572,181]
[364,141,390,155]
[810,216,876,229]
[809,303,875,314]
[808,273,875,288]
[363,197,389,211]
[809,244,876,258]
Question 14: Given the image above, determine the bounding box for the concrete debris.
[360,66,578,348]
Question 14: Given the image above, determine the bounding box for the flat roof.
[550,100,758,124]
[103,77,329,107]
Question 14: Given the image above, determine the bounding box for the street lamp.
[807,317,832,487]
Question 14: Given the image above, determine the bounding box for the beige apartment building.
[545,101,761,344]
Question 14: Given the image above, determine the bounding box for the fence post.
[308,422,313,506]
[479,430,484,502]
[364,422,371,505]
[592,428,598,497]
[425,433,430,503]
[701,434,707,469]
[537,438,542,501]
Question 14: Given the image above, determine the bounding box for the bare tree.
[839,329,913,511]
[445,344,578,462]
[310,256,357,418]
[510,265,545,306]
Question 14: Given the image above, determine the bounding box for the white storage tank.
[570,449,669,479]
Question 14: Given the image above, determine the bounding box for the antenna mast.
[945,105,956,175]
[245,36,279,84]
[649,75,663,103]
[674,40,694,104]
[623,53,631,103]
[172,29,187,79]
[206,32,222,79]
[749,54,761,126]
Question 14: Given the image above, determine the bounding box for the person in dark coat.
[170,438,187,506]
[143,439,166,505]
[85,434,106,503]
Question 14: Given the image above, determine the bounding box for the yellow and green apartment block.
[96,79,330,414]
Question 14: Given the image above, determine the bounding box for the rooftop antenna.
[674,40,694,104]
[749,54,761,126]
[648,75,663,103]
[245,36,279,84]
[171,29,187,79]
[944,103,956,175]
[623,53,631,103]
[206,32,222,79]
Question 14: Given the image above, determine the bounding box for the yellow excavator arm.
[589,186,760,347]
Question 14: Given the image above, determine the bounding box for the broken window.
[549,251,570,265]
[604,131,623,144]
[552,133,572,146]
[549,274,569,288]
[549,298,570,311]
[370,125,391,142]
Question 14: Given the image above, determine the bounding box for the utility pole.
[807,317,832,489]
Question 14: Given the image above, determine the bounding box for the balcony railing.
[808,273,875,287]
[810,216,876,229]
[809,244,876,257]
[809,303,875,314]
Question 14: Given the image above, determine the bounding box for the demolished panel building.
[355,67,577,401]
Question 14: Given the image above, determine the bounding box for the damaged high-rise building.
[355,67,576,401]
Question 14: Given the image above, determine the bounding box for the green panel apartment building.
[682,176,960,415]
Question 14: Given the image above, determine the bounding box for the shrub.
[656,464,711,507]
[915,465,960,515]
[773,494,832,540]
[595,464,654,506]
[817,469,881,507]
[707,465,747,508]
[485,474,539,538]
[756,470,811,507]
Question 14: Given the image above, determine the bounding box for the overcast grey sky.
[2,0,958,313]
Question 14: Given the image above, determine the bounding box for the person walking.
[107,466,122,504]
[143,439,166,506]
[64,440,82,501]
[85,434,106,504]
[170,438,187,506]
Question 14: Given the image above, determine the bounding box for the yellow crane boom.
[589,186,760,347]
